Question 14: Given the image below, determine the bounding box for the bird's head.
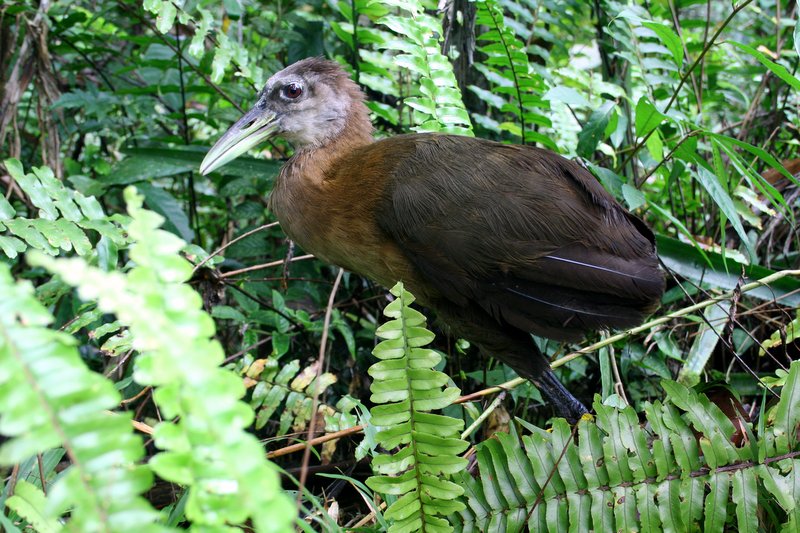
[200,58,369,175]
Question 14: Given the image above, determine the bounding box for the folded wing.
[375,134,664,341]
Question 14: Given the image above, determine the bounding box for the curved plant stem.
[620,0,754,174]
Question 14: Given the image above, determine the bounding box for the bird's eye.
[282,83,303,100]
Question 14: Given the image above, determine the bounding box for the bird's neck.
[270,104,374,247]
[293,104,374,167]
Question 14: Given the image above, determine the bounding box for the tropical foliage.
[0,0,798,531]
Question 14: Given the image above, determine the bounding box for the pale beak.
[200,107,279,175]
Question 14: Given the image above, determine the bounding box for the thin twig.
[267,424,364,459]
[467,268,800,396]
[551,268,800,370]
[460,392,505,440]
[219,254,314,278]
[192,222,280,273]
[131,419,155,436]
[296,268,344,506]
[37,454,47,495]
[528,421,580,517]
[120,386,152,405]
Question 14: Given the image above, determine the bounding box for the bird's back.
[273,132,664,343]
[370,134,664,340]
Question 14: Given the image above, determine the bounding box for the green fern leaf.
[0,264,161,532]
[375,2,473,135]
[29,187,294,532]
[451,364,800,532]
[366,282,469,533]
[1,159,128,260]
[472,0,554,148]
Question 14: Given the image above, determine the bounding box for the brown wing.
[375,134,664,341]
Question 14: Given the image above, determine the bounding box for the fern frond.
[366,282,469,533]
[471,0,554,148]
[452,365,800,532]
[0,158,128,259]
[375,1,473,135]
[246,357,359,442]
[0,263,161,532]
[30,187,294,532]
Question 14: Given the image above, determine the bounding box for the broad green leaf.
[694,167,756,261]
[136,182,194,242]
[729,41,800,92]
[622,183,646,210]
[0,194,15,219]
[543,85,590,107]
[703,472,730,532]
[188,8,213,58]
[7,159,58,220]
[0,235,26,258]
[5,480,62,533]
[577,101,615,158]
[109,146,281,186]
[732,469,758,533]
[156,0,177,33]
[611,485,637,532]
[643,21,684,67]
[773,361,800,454]
[681,476,705,529]
[636,483,661,531]
[758,462,800,516]
[635,96,667,138]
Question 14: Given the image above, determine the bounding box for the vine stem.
[474,268,800,395]
[460,392,505,440]
[619,0,754,174]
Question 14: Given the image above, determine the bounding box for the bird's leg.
[531,369,589,424]
[281,239,296,291]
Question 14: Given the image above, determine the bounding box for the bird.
[200,57,665,422]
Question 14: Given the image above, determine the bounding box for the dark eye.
[282,83,303,100]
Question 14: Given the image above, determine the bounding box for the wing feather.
[374,134,664,340]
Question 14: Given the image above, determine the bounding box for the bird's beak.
[200,107,279,175]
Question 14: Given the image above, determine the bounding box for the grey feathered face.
[200,58,351,175]
[258,67,350,147]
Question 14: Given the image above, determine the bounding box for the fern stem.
[474,268,800,395]
[484,2,526,143]
[398,287,429,533]
[553,267,800,369]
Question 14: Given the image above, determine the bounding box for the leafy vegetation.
[452,364,800,531]
[1,0,799,531]
[366,282,468,532]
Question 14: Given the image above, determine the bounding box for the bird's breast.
[269,162,427,299]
